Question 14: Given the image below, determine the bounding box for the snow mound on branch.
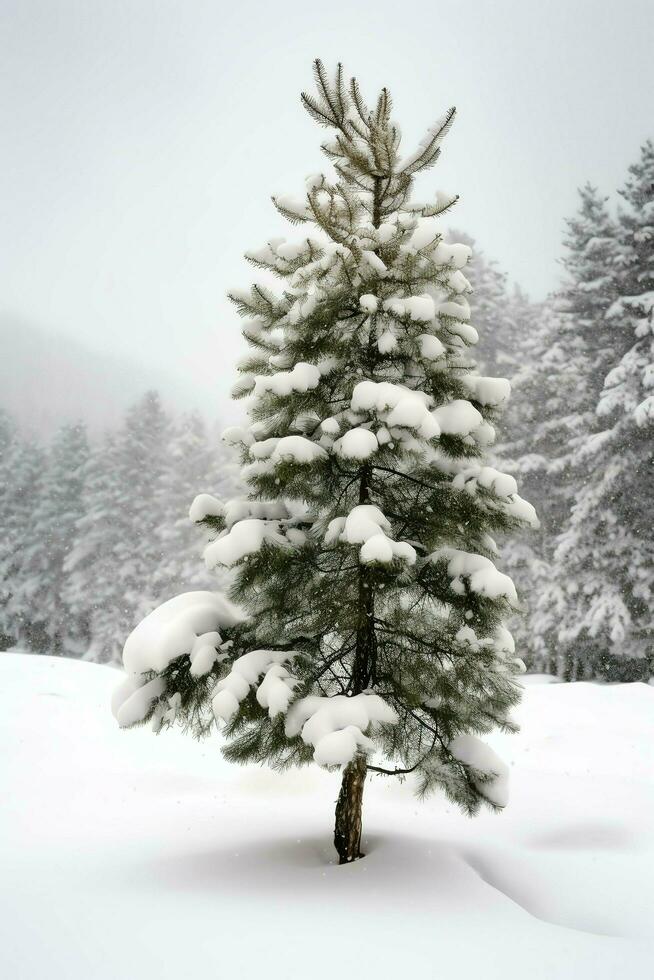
[189,493,224,523]
[449,734,509,807]
[447,270,472,294]
[112,676,166,729]
[383,294,435,323]
[351,380,440,440]
[204,519,287,569]
[419,334,446,360]
[408,217,441,251]
[432,548,518,606]
[120,592,243,677]
[455,465,518,498]
[249,437,280,460]
[361,250,387,275]
[113,592,244,727]
[453,465,540,527]
[437,298,471,320]
[254,362,320,397]
[432,241,472,269]
[503,494,539,527]
[222,425,255,447]
[285,693,398,766]
[433,399,483,437]
[271,436,327,465]
[359,294,378,314]
[336,427,379,460]
[377,329,397,353]
[341,505,390,541]
[461,375,511,407]
[320,416,340,435]
[326,505,417,566]
[222,499,290,529]
[212,649,298,722]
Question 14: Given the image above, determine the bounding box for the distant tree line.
[0,392,239,662]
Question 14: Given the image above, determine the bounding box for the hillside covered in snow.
[1,652,652,979]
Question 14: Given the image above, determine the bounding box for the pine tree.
[64,432,125,662]
[17,422,90,655]
[492,294,569,672]
[66,392,172,662]
[557,184,619,404]
[496,186,624,678]
[0,422,45,649]
[529,185,620,677]
[113,62,537,863]
[551,146,654,679]
[0,410,21,647]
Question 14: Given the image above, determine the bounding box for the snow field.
[1,654,653,979]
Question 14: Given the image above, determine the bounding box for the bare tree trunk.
[334,754,367,864]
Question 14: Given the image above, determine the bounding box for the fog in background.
[2,0,653,434]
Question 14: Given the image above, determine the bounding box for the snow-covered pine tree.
[0,423,46,650]
[490,292,569,673]
[112,62,537,863]
[66,392,171,662]
[64,432,126,662]
[0,410,21,648]
[532,185,621,678]
[551,145,654,679]
[500,187,621,676]
[17,422,90,655]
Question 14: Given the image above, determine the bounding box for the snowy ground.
[1,654,653,979]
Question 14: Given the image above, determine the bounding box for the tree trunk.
[334,753,367,864]
[332,179,381,867]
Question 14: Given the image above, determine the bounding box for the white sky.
[2,0,653,420]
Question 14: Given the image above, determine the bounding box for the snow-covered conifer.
[492,295,569,671]
[64,433,126,662]
[17,422,90,655]
[66,392,171,662]
[0,410,21,647]
[549,147,654,678]
[113,62,537,863]
[0,420,46,649]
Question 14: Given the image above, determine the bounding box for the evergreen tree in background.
[65,393,171,662]
[0,427,45,649]
[551,146,654,679]
[0,411,21,647]
[531,185,620,677]
[113,61,537,864]
[494,295,568,672]
[499,186,626,677]
[64,432,127,662]
[17,423,89,655]
[62,395,240,663]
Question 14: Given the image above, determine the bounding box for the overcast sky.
[2,0,653,422]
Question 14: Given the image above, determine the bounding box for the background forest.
[2,139,652,681]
